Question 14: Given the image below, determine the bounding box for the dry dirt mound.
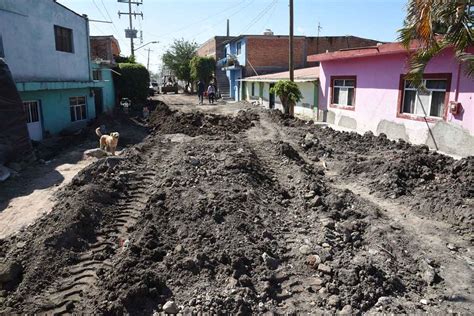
[149,102,259,137]
[291,123,474,236]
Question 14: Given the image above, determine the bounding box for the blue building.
[0,0,100,141]
[90,35,122,114]
[218,37,247,101]
[217,32,381,102]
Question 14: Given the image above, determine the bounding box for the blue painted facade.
[92,62,116,113]
[220,37,247,101]
[1,0,98,140]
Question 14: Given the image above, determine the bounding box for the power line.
[100,0,122,37]
[261,0,279,30]
[142,0,256,42]
[145,0,246,39]
[241,0,278,34]
[91,0,108,21]
[188,0,257,40]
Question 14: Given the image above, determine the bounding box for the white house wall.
[244,81,318,120]
[0,0,90,82]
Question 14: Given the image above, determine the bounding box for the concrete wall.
[0,0,90,82]
[92,63,115,112]
[319,48,474,156]
[19,88,94,135]
[225,38,247,66]
[244,80,319,120]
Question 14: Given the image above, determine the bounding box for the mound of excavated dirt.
[149,102,259,137]
[290,122,474,236]
[0,105,471,315]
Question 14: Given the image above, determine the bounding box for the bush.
[269,80,302,116]
[115,63,150,109]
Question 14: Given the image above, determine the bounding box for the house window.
[93,69,102,81]
[70,96,87,122]
[251,82,255,96]
[54,25,73,53]
[402,79,447,118]
[331,77,356,107]
[236,41,242,55]
[23,101,40,123]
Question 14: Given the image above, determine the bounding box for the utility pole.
[289,0,294,82]
[118,0,143,58]
[146,48,152,70]
[227,19,230,37]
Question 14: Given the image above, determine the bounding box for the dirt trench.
[0,99,472,315]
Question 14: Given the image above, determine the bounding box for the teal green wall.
[19,88,95,135]
[92,63,116,112]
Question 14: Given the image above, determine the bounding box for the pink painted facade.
[314,47,474,157]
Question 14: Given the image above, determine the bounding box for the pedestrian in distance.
[207,83,216,104]
[197,79,205,105]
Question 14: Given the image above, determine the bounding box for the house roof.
[53,0,86,19]
[307,41,422,62]
[241,67,319,83]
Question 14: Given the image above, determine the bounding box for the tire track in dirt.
[245,115,337,312]
[245,112,473,313]
[38,169,156,315]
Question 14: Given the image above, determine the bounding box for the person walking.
[207,83,216,104]
[197,80,205,105]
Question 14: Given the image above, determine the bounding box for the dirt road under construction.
[0,94,472,315]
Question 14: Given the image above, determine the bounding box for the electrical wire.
[261,0,279,31]
[241,0,278,34]
[100,0,122,38]
[91,0,108,21]
[143,0,256,41]
[157,0,243,37]
[188,0,257,41]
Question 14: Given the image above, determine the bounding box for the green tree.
[115,63,150,109]
[270,80,303,116]
[398,0,474,86]
[190,56,216,85]
[162,39,198,91]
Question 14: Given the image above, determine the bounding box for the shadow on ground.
[0,112,150,213]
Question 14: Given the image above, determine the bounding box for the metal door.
[23,101,42,141]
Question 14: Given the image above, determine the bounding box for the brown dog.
[95,127,119,155]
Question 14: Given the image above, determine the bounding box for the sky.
[57,0,409,74]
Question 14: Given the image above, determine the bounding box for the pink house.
[308,42,474,157]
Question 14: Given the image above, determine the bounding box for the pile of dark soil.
[0,105,469,315]
[291,122,474,236]
[149,102,259,137]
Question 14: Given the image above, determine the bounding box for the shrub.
[115,63,150,109]
[269,80,303,116]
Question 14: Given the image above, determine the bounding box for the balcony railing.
[217,55,240,68]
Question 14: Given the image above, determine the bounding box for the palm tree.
[398,0,474,86]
